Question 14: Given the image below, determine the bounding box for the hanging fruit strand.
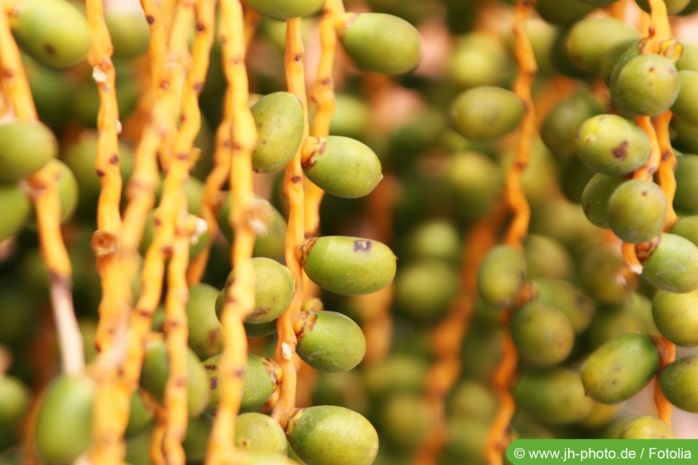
[205,0,259,463]
[272,15,310,428]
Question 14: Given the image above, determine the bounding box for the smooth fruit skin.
[34,375,96,464]
[639,233,698,293]
[235,413,288,455]
[659,356,698,412]
[9,0,91,69]
[477,245,527,309]
[339,13,422,75]
[203,353,277,411]
[302,136,383,199]
[581,174,625,228]
[0,121,57,181]
[607,179,667,243]
[510,301,575,368]
[620,415,674,438]
[565,17,640,75]
[251,92,304,173]
[301,236,397,296]
[0,181,31,242]
[286,405,379,465]
[296,310,367,372]
[104,7,150,59]
[450,86,525,141]
[186,283,223,359]
[673,154,698,213]
[581,333,660,404]
[671,70,698,126]
[245,0,324,20]
[652,288,698,346]
[611,53,680,116]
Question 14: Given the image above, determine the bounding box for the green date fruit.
[302,136,382,199]
[638,233,698,292]
[620,415,674,438]
[235,412,287,454]
[581,333,660,404]
[652,288,698,346]
[104,5,150,59]
[186,283,223,359]
[286,405,379,465]
[339,13,422,75]
[203,353,278,412]
[535,0,595,25]
[659,356,698,412]
[393,259,458,323]
[635,0,691,16]
[575,114,651,175]
[9,0,91,69]
[296,310,366,372]
[0,376,30,445]
[611,53,680,116]
[0,181,31,242]
[510,301,575,368]
[607,179,667,243]
[448,32,511,89]
[671,70,698,127]
[673,154,698,213]
[0,120,57,182]
[477,245,527,309]
[34,375,95,464]
[251,91,304,173]
[581,173,625,228]
[245,0,324,20]
[565,17,640,75]
[301,236,396,296]
[450,86,525,141]
[532,278,596,333]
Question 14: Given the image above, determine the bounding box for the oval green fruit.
[477,245,527,309]
[0,120,57,181]
[393,259,458,324]
[104,5,150,59]
[671,70,698,126]
[652,288,698,346]
[565,17,640,75]
[659,356,698,412]
[186,283,223,359]
[9,0,91,68]
[251,92,304,173]
[607,179,667,243]
[34,374,95,464]
[638,233,698,292]
[450,86,525,141]
[673,154,698,213]
[203,353,278,412]
[235,412,287,455]
[620,415,674,438]
[286,405,379,465]
[302,136,382,198]
[510,301,575,368]
[581,173,625,228]
[0,181,31,242]
[611,53,680,116]
[301,236,396,296]
[581,333,660,404]
[245,0,324,20]
[339,13,422,75]
[0,375,30,439]
[296,310,366,372]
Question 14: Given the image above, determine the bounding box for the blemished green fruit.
[301,236,396,296]
[671,71,698,126]
[565,17,640,75]
[652,288,698,346]
[34,375,95,464]
[620,416,674,438]
[575,114,651,175]
[611,53,680,116]
[607,179,667,243]
[659,356,698,412]
[638,233,698,292]
[477,245,527,309]
[510,301,575,368]
[286,405,379,465]
[203,353,278,411]
[450,86,525,141]
[235,413,288,455]
[216,257,295,324]
[302,136,382,198]
[513,368,594,425]
[296,310,366,372]
[245,0,324,20]
[185,283,223,359]
[251,92,304,173]
[581,333,660,404]
[0,181,31,242]
[339,13,422,75]
[9,0,91,69]
[581,173,625,228]
[140,338,210,417]
[0,120,57,181]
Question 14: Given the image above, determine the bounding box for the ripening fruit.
[9,0,91,68]
[513,368,594,425]
[450,86,525,141]
[203,353,279,411]
[565,17,640,75]
[34,375,95,464]
[581,333,660,404]
[477,245,527,309]
[286,405,379,465]
[652,289,698,346]
[244,0,324,20]
[296,310,366,372]
[575,114,651,175]
[338,13,422,75]
[581,173,626,229]
[532,278,596,333]
[235,413,288,455]
[638,233,698,292]
[251,92,304,173]
[301,236,397,296]
[0,181,31,242]
[620,416,674,438]
[611,53,680,116]
[510,301,575,368]
[302,136,382,198]
[0,120,57,182]
[607,179,667,243]
[659,356,698,412]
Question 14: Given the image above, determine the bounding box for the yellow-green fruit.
[301,236,397,296]
[235,413,287,455]
[105,6,150,58]
[620,416,674,438]
[9,0,91,69]
[581,333,660,404]
[652,288,698,346]
[0,181,31,242]
[510,301,575,368]
[0,120,57,181]
[303,136,382,199]
[339,13,422,75]
[286,405,379,465]
[0,376,30,444]
[26,159,78,227]
[639,233,698,293]
[450,86,525,141]
[34,375,95,464]
[296,310,366,372]
[186,283,223,359]
[477,245,527,309]
[251,92,304,173]
[659,356,698,412]
[203,353,278,411]
[245,0,324,20]
[565,16,640,75]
